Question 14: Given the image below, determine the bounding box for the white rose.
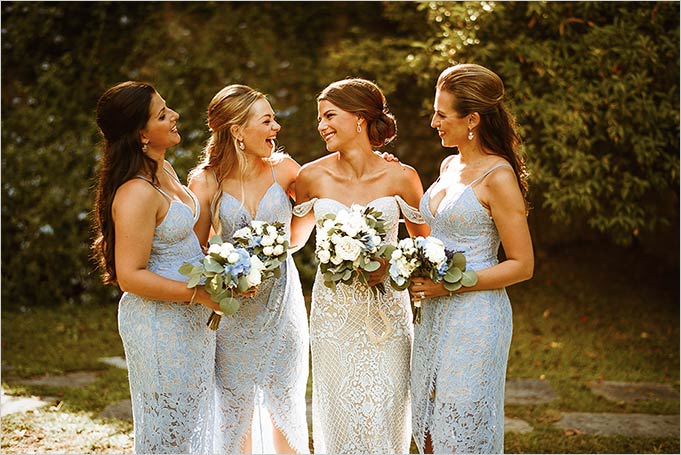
[246,256,265,286]
[263,246,274,256]
[276,235,286,244]
[233,227,252,239]
[391,249,403,260]
[335,210,349,225]
[261,235,275,246]
[273,244,284,255]
[266,225,278,235]
[219,243,235,258]
[335,236,363,262]
[317,249,331,263]
[208,243,221,255]
[227,252,240,264]
[372,235,381,246]
[330,254,344,265]
[423,238,446,265]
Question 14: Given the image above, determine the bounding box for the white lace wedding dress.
[293,196,424,454]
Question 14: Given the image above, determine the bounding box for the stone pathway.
[555,412,679,438]
[2,358,678,441]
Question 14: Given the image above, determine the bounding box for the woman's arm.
[397,164,431,238]
[289,165,318,253]
[188,169,218,247]
[409,167,533,299]
[112,179,219,310]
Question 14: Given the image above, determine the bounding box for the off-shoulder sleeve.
[394,195,426,224]
[292,198,318,217]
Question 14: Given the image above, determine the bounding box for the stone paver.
[98,399,133,420]
[554,412,679,438]
[504,417,533,434]
[505,378,557,405]
[99,356,128,370]
[18,371,101,388]
[588,381,679,403]
[1,390,58,417]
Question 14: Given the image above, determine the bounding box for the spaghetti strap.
[470,163,513,187]
[270,164,278,184]
[135,175,172,201]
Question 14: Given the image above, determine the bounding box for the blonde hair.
[189,84,271,236]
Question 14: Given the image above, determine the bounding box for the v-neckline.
[221,182,280,219]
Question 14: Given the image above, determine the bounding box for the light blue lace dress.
[293,195,425,455]
[118,174,216,454]
[411,164,514,454]
[213,166,310,454]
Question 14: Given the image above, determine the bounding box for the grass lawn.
[1,241,679,453]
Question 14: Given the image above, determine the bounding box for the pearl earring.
[238,140,245,150]
[142,142,149,152]
[468,129,474,141]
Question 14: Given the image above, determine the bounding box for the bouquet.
[233,220,289,279]
[179,221,288,330]
[315,204,389,294]
[386,236,478,323]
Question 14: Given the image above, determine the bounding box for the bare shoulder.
[440,154,457,174]
[386,160,421,185]
[273,154,301,178]
[485,160,520,191]
[188,168,218,192]
[113,178,161,214]
[298,153,337,179]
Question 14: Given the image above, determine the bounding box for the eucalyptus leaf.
[443,281,462,292]
[209,234,223,245]
[178,262,194,276]
[364,260,381,272]
[451,252,466,271]
[204,257,224,273]
[237,276,250,292]
[219,297,240,315]
[187,273,201,288]
[444,267,462,283]
[461,270,478,287]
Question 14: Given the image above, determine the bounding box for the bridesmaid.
[92,81,218,454]
[409,64,534,454]
[188,84,310,454]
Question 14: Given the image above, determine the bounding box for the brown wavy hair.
[317,78,397,148]
[437,64,529,205]
[92,81,158,284]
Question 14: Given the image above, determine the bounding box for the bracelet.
[187,287,198,306]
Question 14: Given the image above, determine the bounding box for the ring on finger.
[419,291,425,299]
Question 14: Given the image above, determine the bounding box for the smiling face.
[430,89,470,148]
[240,98,280,158]
[317,99,361,152]
[140,92,181,151]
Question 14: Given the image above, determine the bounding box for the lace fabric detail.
[118,199,216,454]
[411,179,513,454]
[310,197,412,454]
[214,182,310,454]
[292,197,317,217]
[394,194,426,224]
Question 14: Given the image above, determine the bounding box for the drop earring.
[142,142,149,152]
[238,140,245,150]
[357,122,362,133]
[468,129,474,141]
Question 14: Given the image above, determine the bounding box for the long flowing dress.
[213,166,310,454]
[411,164,514,454]
[293,195,425,454]
[118,174,216,454]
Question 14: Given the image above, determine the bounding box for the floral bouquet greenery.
[179,235,267,330]
[233,220,289,279]
[386,235,478,323]
[315,204,389,294]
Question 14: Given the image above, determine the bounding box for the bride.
[292,78,430,454]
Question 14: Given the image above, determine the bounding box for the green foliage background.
[2,2,678,309]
